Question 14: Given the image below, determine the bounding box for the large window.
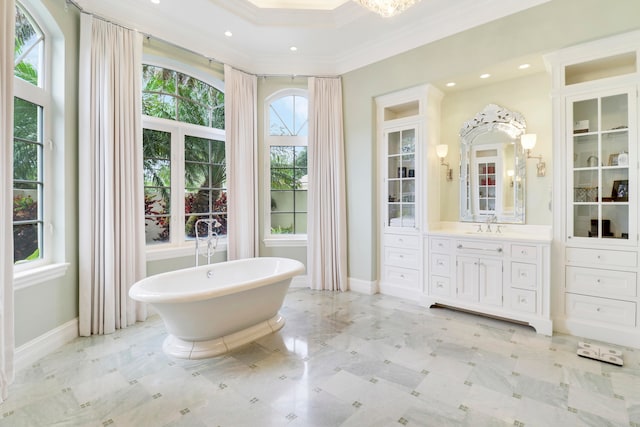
[264,90,308,245]
[142,64,226,249]
[13,3,47,265]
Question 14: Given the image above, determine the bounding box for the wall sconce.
[436,144,453,181]
[521,133,546,177]
[507,169,514,187]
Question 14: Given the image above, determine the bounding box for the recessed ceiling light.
[518,63,531,70]
[290,46,298,52]
[150,0,160,4]
[480,73,491,79]
[224,30,232,37]
[446,82,456,87]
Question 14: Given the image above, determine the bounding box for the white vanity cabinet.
[423,231,552,335]
[376,85,443,301]
[455,241,504,306]
[547,30,640,348]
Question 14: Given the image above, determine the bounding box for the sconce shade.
[507,169,515,177]
[521,133,537,150]
[436,144,449,158]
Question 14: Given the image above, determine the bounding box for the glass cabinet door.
[570,90,634,241]
[386,127,416,228]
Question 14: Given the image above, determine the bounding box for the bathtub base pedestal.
[162,314,286,359]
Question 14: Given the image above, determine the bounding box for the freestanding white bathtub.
[129,257,305,359]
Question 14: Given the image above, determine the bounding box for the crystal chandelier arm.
[354,0,421,18]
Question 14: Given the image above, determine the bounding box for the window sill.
[14,262,70,290]
[146,242,228,261]
[263,236,308,248]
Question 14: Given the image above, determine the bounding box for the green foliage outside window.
[142,65,225,129]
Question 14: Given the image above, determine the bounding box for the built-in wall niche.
[383,100,419,121]
[565,52,637,85]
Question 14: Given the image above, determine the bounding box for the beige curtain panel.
[78,14,147,336]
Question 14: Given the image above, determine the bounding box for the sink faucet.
[485,214,497,232]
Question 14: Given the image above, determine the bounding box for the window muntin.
[265,90,308,241]
[13,3,46,265]
[142,64,226,248]
[269,95,308,136]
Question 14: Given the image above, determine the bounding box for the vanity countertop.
[427,222,552,243]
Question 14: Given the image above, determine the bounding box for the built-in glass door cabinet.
[376,84,443,301]
[386,127,417,229]
[546,30,640,349]
[568,90,635,243]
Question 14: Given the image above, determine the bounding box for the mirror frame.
[459,104,527,224]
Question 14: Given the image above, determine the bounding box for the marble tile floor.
[1,288,639,427]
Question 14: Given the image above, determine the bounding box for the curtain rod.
[64,0,336,80]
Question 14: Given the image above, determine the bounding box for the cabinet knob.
[596,307,601,312]
[437,282,443,288]
[520,297,527,304]
[400,274,405,279]
[399,254,404,259]
[437,260,444,266]
[398,238,404,242]
[596,279,601,283]
[521,250,527,255]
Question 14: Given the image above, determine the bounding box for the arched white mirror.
[459,104,527,224]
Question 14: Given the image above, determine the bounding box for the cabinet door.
[456,256,479,302]
[567,88,637,244]
[385,126,418,229]
[479,258,503,306]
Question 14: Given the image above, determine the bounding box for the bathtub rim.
[129,256,305,304]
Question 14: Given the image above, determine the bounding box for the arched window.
[142,64,227,249]
[13,3,47,265]
[264,89,308,245]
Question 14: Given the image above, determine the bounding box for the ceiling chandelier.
[354,0,422,18]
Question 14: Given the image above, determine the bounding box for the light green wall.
[440,72,553,225]
[342,0,640,282]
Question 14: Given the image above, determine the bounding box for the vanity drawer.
[566,266,637,298]
[430,238,451,253]
[511,262,537,290]
[430,275,451,297]
[455,240,504,255]
[510,288,537,313]
[430,253,451,276]
[384,266,419,289]
[566,247,636,268]
[565,293,636,327]
[511,244,538,261]
[384,233,420,249]
[385,247,420,269]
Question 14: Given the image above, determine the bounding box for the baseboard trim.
[348,278,378,295]
[290,275,308,288]
[15,318,79,373]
